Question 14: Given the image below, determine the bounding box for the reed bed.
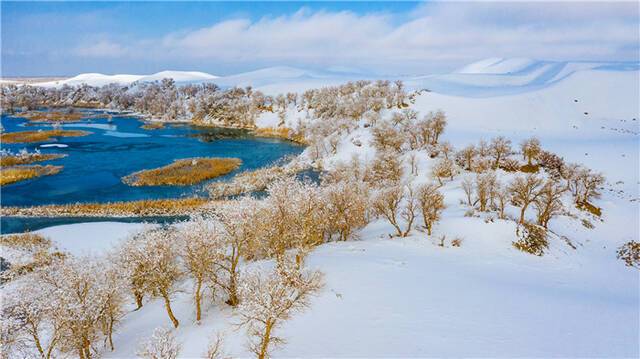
[140,122,165,130]
[1,129,90,144]
[123,157,242,186]
[0,153,66,166]
[253,126,307,144]
[1,197,210,217]
[0,165,62,186]
[16,111,83,122]
[0,232,51,251]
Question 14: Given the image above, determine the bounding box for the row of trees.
[1,79,411,132]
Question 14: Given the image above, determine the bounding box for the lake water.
[1,109,305,233]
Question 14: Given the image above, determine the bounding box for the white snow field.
[6,58,639,357]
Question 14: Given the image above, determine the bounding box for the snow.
[4,57,639,357]
[36,222,149,256]
[36,71,218,88]
[137,70,218,83]
[39,143,69,148]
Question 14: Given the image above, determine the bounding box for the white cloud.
[74,40,129,58]
[73,2,640,74]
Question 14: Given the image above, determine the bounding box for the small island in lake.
[1,129,91,144]
[0,165,63,186]
[123,157,242,186]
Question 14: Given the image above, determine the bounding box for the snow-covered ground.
[4,58,639,357]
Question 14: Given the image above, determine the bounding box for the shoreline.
[1,197,214,218]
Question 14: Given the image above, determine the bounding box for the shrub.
[513,223,548,256]
[137,327,181,359]
[617,241,640,268]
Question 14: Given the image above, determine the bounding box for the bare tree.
[489,136,512,169]
[212,197,260,306]
[461,177,474,206]
[520,137,542,165]
[534,181,566,228]
[137,327,181,359]
[493,183,510,220]
[417,183,445,235]
[457,144,477,170]
[238,254,323,359]
[372,183,405,237]
[432,158,456,185]
[121,228,182,328]
[509,174,545,224]
[323,180,370,241]
[400,183,419,237]
[176,215,224,322]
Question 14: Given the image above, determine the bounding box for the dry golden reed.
[1,130,90,144]
[0,165,62,186]
[1,197,210,217]
[0,153,66,166]
[123,157,242,186]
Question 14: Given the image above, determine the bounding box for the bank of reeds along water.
[122,157,242,186]
[1,197,211,217]
[0,129,91,144]
[0,165,63,186]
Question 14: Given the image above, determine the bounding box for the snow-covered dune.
[37,70,219,88]
[406,58,639,97]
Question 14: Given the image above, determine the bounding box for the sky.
[1,1,639,77]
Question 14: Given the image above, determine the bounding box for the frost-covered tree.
[432,158,457,185]
[489,136,512,169]
[520,137,542,165]
[534,181,566,228]
[120,228,182,328]
[457,144,477,171]
[238,254,323,359]
[417,183,445,235]
[322,179,370,241]
[372,183,405,237]
[176,215,224,321]
[211,197,261,306]
[137,327,181,359]
[509,174,545,224]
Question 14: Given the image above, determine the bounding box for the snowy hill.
[37,70,219,88]
[2,58,638,357]
[405,58,640,96]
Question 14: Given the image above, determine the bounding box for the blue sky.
[2,1,639,76]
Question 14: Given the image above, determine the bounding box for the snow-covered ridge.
[38,70,219,88]
[26,58,639,98]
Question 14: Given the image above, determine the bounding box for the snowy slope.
[37,71,219,88]
[5,58,639,357]
[406,58,640,97]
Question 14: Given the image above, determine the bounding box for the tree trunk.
[162,292,179,328]
[519,203,528,224]
[107,317,115,351]
[195,278,203,322]
[134,290,144,310]
[258,320,274,359]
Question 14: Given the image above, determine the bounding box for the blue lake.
[1,109,304,233]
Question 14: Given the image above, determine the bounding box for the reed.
[17,111,83,122]
[1,197,210,217]
[253,127,307,144]
[0,153,66,166]
[1,130,90,144]
[0,165,62,186]
[123,157,242,186]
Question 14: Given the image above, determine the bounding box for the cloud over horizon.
[4,1,640,76]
